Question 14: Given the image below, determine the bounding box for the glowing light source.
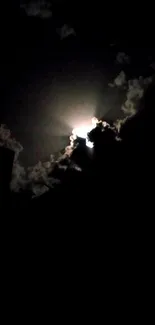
[71,117,99,148]
[72,126,92,139]
[86,138,94,148]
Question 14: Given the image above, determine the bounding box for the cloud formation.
[114,74,153,131]
[20,1,52,19]
[57,24,76,40]
[116,52,130,64]
[0,124,23,161]
[108,71,126,87]
[0,124,60,196]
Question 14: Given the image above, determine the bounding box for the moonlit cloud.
[114,75,153,131]
[114,71,126,87]
[0,124,60,195]
[20,1,52,19]
[57,24,76,40]
[0,124,23,161]
[10,161,27,192]
[27,160,60,196]
[122,76,152,116]
[108,71,126,87]
[116,52,130,64]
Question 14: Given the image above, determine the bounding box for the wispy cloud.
[56,24,76,40]
[0,124,23,161]
[108,70,126,87]
[116,52,130,64]
[114,75,153,131]
[0,124,60,195]
[20,1,52,19]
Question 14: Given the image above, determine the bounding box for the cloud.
[114,117,128,133]
[109,71,153,124]
[122,76,152,116]
[114,75,153,131]
[1,69,153,196]
[57,24,76,40]
[0,124,60,196]
[0,124,27,192]
[10,161,27,192]
[108,70,126,87]
[0,124,23,161]
[20,1,52,19]
[114,71,126,87]
[11,156,61,197]
[116,52,130,64]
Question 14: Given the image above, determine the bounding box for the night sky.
[1,1,155,295]
[0,1,154,166]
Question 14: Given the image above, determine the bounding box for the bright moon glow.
[72,117,98,148]
[86,138,94,148]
